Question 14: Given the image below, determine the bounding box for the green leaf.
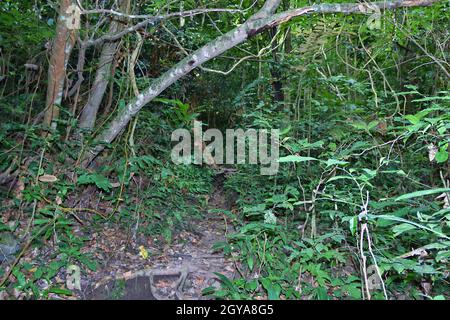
[213,272,235,291]
[245,279,258,291]
[76,255,97,271]
[33,219,50,225]
[46,287,73,296]
[413,96,450,102]
[201,286,216,296]
[78,173,112,192]
[315,287,330,300]
[260,278,281,300]
[118,99,126,111]
[435,150,449,163]
[367,120,379,130]
[268,194,287,204]
[349,120,368,131]
[380,169,406,176]
[436,250,450,262]
[325,159,349,167]
[278,155,318,163]
[392,223,416,237]
[243,204,265,214]
[405,115,420,125]
[395,188,450,201]
[327,175,354,183]
[12,268,26,287]
[280,125,291,136]
[247,255,254,271]
[349,216,358,236]
[369,214,450,239]
[413,264,437,274]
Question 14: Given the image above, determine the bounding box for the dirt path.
[84,173,236,300]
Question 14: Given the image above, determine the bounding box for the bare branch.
[80,7,244,20]
[84,8,245,48]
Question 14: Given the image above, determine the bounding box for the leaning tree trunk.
[268,26,285,106]
[282,0,292,112]
[43,0,78,133]
[78,0,131,131]
[81,0,438,166]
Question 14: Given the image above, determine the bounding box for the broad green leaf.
[381,169,406,176]
[247,255,254,271]
[413,96,450,102]
[78,173,112,192]
[436,250,450,262]
[367,120,379,130]
[369,214,450,240]
[392,223,416,237]
[349,120,368,131]
[261,278,281,300]
[395,188,450,201]
[325,159,349,167]
[46,287,73,296]
[327,175,355,183]
[243,204,265,213]
[245,279,258,291]
[315,287,330,300]
[349,216,358,236]
[405,115,420,125]
[118,99,126,111]
[277,155,318,163]
[435,150,448,163]
[33,219,50,225]
[213,272,235,291]
[413,264,438,274]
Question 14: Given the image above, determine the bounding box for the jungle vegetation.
[0,0,449,300]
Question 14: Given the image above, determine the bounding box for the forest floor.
[78,173,237,300]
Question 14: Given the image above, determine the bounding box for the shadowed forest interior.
[0,0,449,300]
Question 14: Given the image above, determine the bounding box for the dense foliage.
[0,0,448,300]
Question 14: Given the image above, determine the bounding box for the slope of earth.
[81,172,237,300]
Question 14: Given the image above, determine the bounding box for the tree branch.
[84,8,246,48]
[81,7,245,20]
[247,0,439,37]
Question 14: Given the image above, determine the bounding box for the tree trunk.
[282,0,292,112]
[78,0,131,131]
[43,0,78,133]
[268,26,285,105]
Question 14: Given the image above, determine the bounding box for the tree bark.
[78,0,131,131]
[43,0,78,133]
[82,0,438,166]
[268,27,285,105]
[282,0,292,112]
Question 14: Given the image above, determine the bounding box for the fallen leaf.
[139,245,149,259]
[38,174,58,183]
